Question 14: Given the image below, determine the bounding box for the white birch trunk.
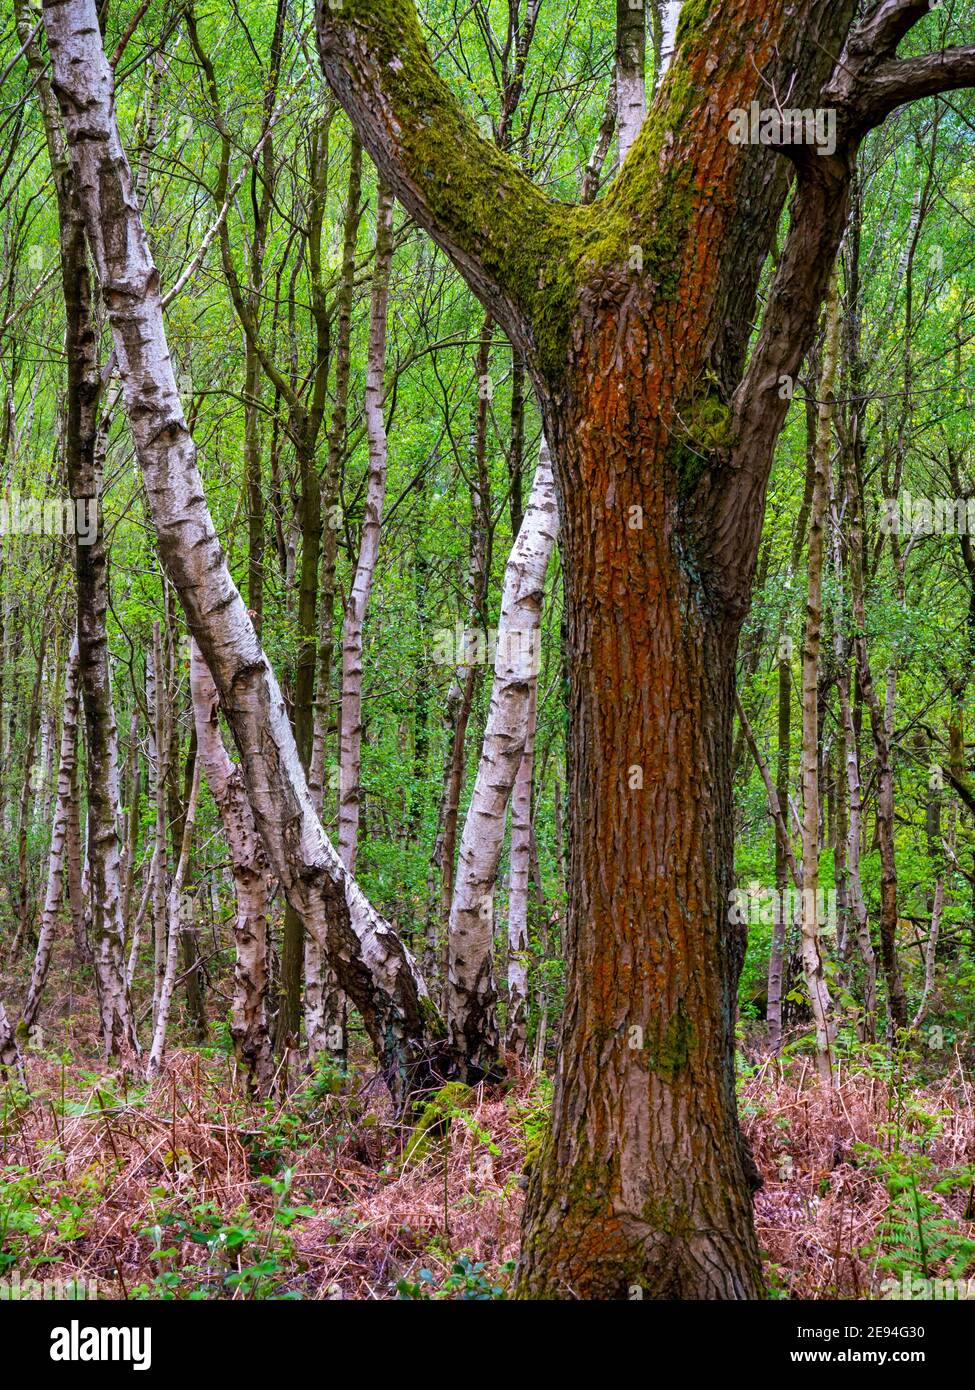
[147,754,200,1076]
[446,443,558,1073]
[615,0,647,169]
[505,682,536,1059]
[22,637,81,1031]
[800,279,838,1087]
[337,179,394,873]
[0,1001,25,1086]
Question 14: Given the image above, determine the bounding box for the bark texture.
[446,444,558,1076]
[190,641,275,1095]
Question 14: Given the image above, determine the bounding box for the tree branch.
[313,0,555,356]
[853,47,975,128]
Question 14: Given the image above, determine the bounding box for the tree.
[313,0,975,1297]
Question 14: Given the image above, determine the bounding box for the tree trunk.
[614,0,646,167]
[769,641,792,1051]
[337,177,394,871]
[446,444,558,1076]
[505,682,535,1059]
[190,641,275,1094]
[147,751,200,1075]
[21,637,81,1032]
[798,278,839,1087]
[303,137,363,1060]
[149,621,171,1027]
[16,0,137,1052]
[0,1001,25,1086]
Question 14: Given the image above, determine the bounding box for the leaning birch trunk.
[43,0,443,1110]
[16,0,136,1055]
[146,753,200,1076]
[446,444,558,1076]
[21,637,81,1032]
[799,280,838,1087]
[0,1002,25,1086]
[190,641,274,1095]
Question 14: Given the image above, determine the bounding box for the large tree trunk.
[517,389,766,1295]
[43,0,445,1112]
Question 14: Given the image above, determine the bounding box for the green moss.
[418,991,447,1039]
[653,1005,696,1081]
[336,1,706,381]
[669,376,735,501]
[675,0,715,45]
[399,1081,474,1171]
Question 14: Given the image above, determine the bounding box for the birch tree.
[42,0,445,1112]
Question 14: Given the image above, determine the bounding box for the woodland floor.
[2,957,974,1300]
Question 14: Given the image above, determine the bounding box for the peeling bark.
[446,445,558,1077]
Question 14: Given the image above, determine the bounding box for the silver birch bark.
[0,1002,25,1086]
[505,682,535,1058]
[446,443,558,1074]
[42,0,442,1109]
[150,621,171,1026]
[800,280,839,1087]
[615,0,646,170]
[22,636,81,1031]
[190,640,274,1094]
[146,753,200,1076]
[337,178,394,873]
